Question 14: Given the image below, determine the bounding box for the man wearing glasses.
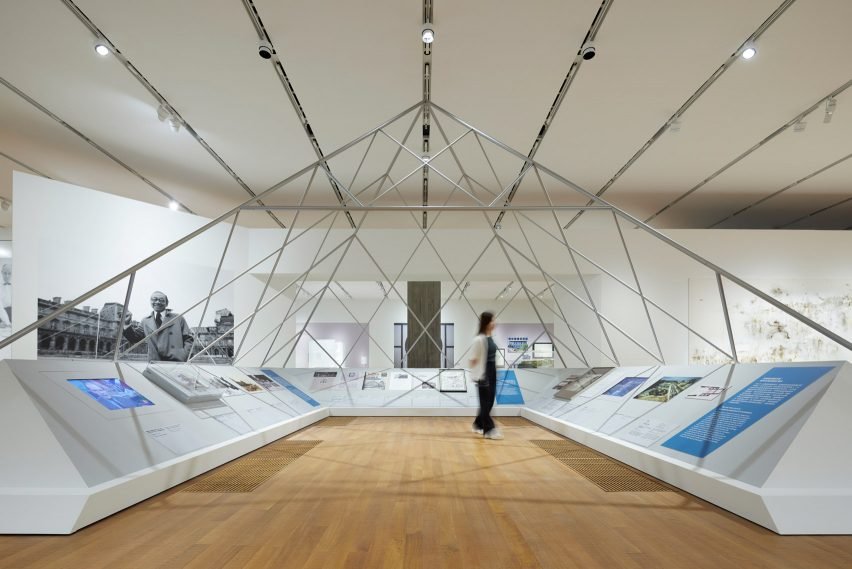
[123,291,194,362]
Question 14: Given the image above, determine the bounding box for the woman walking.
[469,311,502,440]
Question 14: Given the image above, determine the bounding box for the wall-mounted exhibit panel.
[522,361,852,534]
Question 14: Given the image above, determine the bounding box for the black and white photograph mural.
[0,256,11,359]
[36,291,235,363]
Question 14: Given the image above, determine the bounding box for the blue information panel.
[662,366,834,458]
[496,370,525,405]
[260,369,321,407]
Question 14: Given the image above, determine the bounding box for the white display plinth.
[521,361,852,535]
[2,361,850,534]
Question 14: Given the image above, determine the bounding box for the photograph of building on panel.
[68,378,155,411]
[228,375,263,393]
[204,373,242,396]
[438,369,468,392]
[248,373,283,391]
[633,377,701,403]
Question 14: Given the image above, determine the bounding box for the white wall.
[12,172,245,359]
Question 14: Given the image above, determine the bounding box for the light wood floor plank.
[1,417,851,568]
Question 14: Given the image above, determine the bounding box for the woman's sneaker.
[483,429,503,440]
[472,424,484,435]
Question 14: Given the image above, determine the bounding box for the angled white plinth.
[521,362,852,535]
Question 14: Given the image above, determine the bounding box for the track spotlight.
[93,39,110,56]
[169,200,179,211]
[669,117,682,133]
[0,198,10,211]
[157,104,170,122]
[824,97,837,124]
[421,23,434,44]
[741,44,757,60]
[793,119,807,133]
[157,104,182,133]
[495,281,514,300]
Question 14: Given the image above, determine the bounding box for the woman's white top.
[468,333,488,380]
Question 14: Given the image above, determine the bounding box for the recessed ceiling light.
[169,200,179,211]
[741,45,757,60]
[94,40,110,56]
[421,23,434,44]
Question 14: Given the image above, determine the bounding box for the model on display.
[142,363,225,403]
[554,368,611,401]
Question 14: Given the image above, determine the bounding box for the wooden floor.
[2,417,851,568]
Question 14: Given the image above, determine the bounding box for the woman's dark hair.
[478,311,494,335]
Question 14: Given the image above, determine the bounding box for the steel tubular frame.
[256,211,344,367]
[610,210,666,363]
[429,101,852,354]
[6,97,850,369]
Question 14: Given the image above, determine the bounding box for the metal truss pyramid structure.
[4,101,851,369]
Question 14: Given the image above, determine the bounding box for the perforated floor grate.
[182,440,322,493]
[318,416,358,427]
[531,439,672,493]
[497,417,534,427]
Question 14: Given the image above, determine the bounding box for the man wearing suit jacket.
[123,291,194,362]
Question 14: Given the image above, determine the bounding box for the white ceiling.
[1,0,851,231]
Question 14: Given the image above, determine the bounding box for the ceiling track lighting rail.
[421,0,434,230]
[241,0,355,229]
[0,150,53,180]
[495,0,613,229]
[659,77,852,228]
[496,281,514,300]
[0,75,192,214]
[824,96,837,123]
[562,0,798,230]
[60,0,291,226]
[709,150,852,229]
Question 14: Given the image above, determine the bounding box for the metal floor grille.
[531,439,672,493]
[182,440,322,493]
[498,417,534,427]
[318,416,357,427]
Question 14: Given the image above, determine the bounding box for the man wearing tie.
[122,291,194,362]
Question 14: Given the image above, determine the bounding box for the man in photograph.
[0,263,11,327]
[123,291,194,362]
